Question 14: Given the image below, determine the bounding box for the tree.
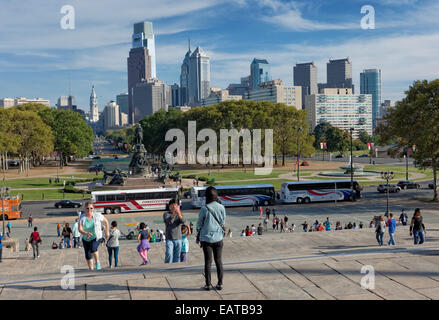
[377,79,439,201]
[325,126,350,153]
[313,121,333,149]
[52,110,94,167]
[0,109,22,174]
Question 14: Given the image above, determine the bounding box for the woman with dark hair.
[137,222,150,265]
[196,186,226,291]
[410,208,426,245]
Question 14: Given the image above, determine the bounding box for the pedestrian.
[137,222,150,265]
[57,223,61,237]
[28,215,33,228]
[49,177,52,184]
[375,216,386,246]
[317,223,324,231]
[7,221,11,235]
[72,219,81,248]
[30,227,41,259]
[265,207,270,219]
[272,208,276,217]
[252,200,256,212]
[387,213,397,245]
[180,224,191,262]
[399,209,408,226]
[324,217,331,231]
[276,217,279,230]
[51,241,58,249]
[352,222,357,230]
[290,223,295,232]
[259,206,262,218]
[245,226,251,236]
[302,221,308,232]
[251,224,256,235]
[189,221,194,234]
[284,215,288,226]
[263,217,269,232]
[78,201,110,270]
[227,229,232,237]
[240,230,245,237]
[314,220,319,230]
[347,222,353,229]
[63,180,66,187]
[410,208,426,245]
[257,223,263,235]
[272,217,276,231]
[0,232,3,262]
[59,237,65,249]
[359,222,364,229]
[107,221,120,268]
[196,186,226,291]
[369,219,375,228]
[163,198,185,263]
[62,223,72,248]
[280,218,284,232]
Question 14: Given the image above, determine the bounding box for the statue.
[104,168,127,185]
[129,124,149,175]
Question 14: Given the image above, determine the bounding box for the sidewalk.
[1,225,439,300]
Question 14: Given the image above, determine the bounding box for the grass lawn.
[180,169,314,181]
[2,173,104,189]
[11,189,90,201]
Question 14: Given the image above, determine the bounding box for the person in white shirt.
[72,219,81,248]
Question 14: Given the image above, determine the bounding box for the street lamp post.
[297,127,303,181]
[381,171,394,217]
[349,128,355,201]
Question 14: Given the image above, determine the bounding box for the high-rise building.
[132,78,168,122]
[179,47,191,106]
[116,93,129,115]
[1,97,50,108]
[293,61,318,109]
[360,69,382,128]
[171,83,180,107]
[132,22,156,78]
[379,100,394,118]
[201,89,243,107]
[103,101,120,131]
[89,85,99,122]
[305,88,372,137]
[226,75,250,97]
[244,79,302,109]
[250,59,271,90]
[188,46,210,106]
[128,22,154,124]
[326,58,354,93]
[57,95,76,110]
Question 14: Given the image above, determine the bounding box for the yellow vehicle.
[0,195,22,220]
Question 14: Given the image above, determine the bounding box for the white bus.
[280,180,361,204]
[191,184,275,208]
[91,187,179,214]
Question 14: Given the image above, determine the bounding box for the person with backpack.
[410,208,426,245]
[375,216,386,246]
[387,213,397,245]
[62,223,72,248]
[196,186,226,291]
[30,227,41,259]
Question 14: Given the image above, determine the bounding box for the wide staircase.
[1,225,439,300]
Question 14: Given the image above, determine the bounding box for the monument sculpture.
[129,124,149,175]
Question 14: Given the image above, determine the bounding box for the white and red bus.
[91,187,179,214]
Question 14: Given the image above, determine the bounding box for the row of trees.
[138,100,315,166]
[0,103,94,174]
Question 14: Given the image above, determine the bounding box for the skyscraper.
[326,58,354,93]
[132,78,168,122]
[127,22,154,124]
[293,62,318,109]
[103,101,120,131]
[132,22,156,78]
[250,58,271,90]
[90,85,99,122]
[116,93,129,115]
[180,46,191,106]
[188,46,210,106]
[360,69,382,129]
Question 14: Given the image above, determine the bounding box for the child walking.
[180,225,191,262]
[137,222,150,265]
[107,221,121,268]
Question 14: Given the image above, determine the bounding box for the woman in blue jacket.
[196,186,226,291]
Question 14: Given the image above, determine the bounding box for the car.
[114,156,119,159]
[377,184,401,193]
[428,182,439,189]
[184,190,191,199]
[397,180,420,190]
[8,160,20,167]
[89,164,105,172]
[54,200,82,209]
[359,154,369,157]
[335,154,343,158]
[93,156,101,159]
[300,161,310,166]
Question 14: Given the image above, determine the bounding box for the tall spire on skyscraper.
[90,85,99,123]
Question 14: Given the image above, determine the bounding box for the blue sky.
[1,0,438,112]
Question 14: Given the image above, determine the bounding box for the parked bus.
[91,187,179,214]
[280,180,361,204]
[0,195,22,220]
[191,184,275,208]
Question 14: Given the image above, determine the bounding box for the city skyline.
[1,0,439,111]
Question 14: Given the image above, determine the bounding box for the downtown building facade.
[200,89,242,107]
[293,61,318,109]
[132,78,168,123]
[89,85,99,122]
[244,80,302,109]
[0,97,50,108]
[360,69,382,128]
[305,88,372,138]
[103,101,120,131]
[188,47,211,106]
[326,58,354,93]
[250,58,271,90]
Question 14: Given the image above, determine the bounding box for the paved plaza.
[1,222,439,300]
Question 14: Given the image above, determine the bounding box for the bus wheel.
[304,197,311,204]
[113,207,121,214]
[296,198,303,204]
[104,208,112,214]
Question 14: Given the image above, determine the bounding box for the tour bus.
[280,180,361,204]
[0,195,22,220]
[191,184,275,208]
[91,187,179,214]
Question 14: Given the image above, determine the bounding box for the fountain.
[319,157,379,177]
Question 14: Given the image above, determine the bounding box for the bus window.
[97,195,105,202]
[115,194,125,201]
[106,194,116,201]
[126,193,136,201]
[135,193,147,200]
[198,190,206,197]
